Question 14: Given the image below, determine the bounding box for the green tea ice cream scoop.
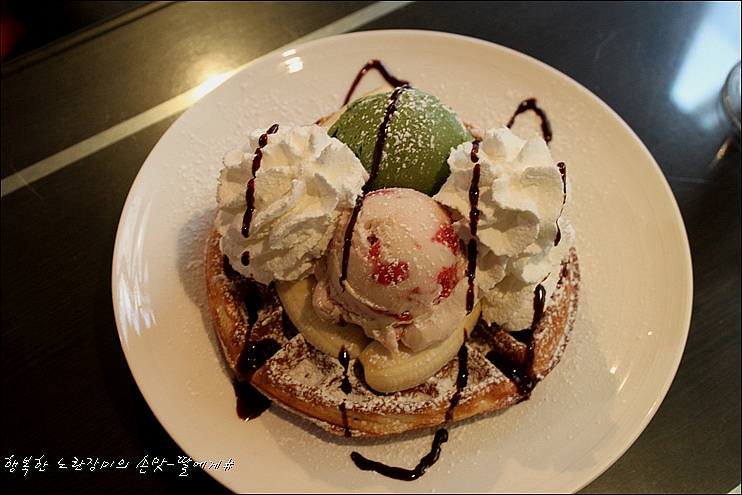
[328,87,472,196]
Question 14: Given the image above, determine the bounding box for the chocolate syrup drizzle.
[350,429,448,481]
[464,96,566,310]
[458,98,560,402]
[234,379,272,420]
[338,346,353,437]
[233,338,281,420]
[335,60,413,289]
[241,123,279,266]
[338,347,353,394]
[339,84,411,289]
[337,100,466,471]
[348,341,463,480]
[554,161,567,246]
[342,59,410,106]
[465,140,482,313]
[507,98,552,143]
[485,283,546,397]
[446,341,470,422]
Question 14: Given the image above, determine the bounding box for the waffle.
[205,226,579,437]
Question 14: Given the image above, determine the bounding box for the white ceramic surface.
[112,30,692,493]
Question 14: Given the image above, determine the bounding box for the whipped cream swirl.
[215,124,368,284]
[434,126,574,331]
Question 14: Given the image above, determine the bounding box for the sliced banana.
[277,276,482,393]
[359,303,482,394]
[275,277,370,358]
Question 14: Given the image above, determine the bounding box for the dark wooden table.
[2,2,739,493]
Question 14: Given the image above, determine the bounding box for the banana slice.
[277,276,482,393]
[359,303,482,393]
[275,277,370,358]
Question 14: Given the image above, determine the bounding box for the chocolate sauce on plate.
[233,338,281,420]
[342,59,410,106]
[350,429,448,481]
[507,98,552,143]
[233,379,272,420]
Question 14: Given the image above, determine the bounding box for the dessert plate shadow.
[112,29,692,493]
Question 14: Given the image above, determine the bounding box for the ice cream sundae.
[205,60,579,453]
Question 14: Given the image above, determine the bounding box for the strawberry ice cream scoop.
[312,187,469,353]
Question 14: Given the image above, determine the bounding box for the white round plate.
[112,30,692,493]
